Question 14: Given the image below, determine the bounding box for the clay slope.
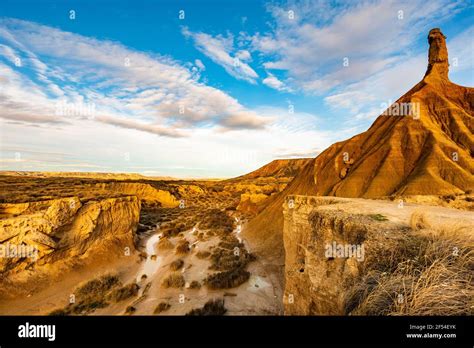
[243,28,473,268]
[243,158,318,264]
[234,158,312,180]
[0,196,141,297]
[311,28,473,198]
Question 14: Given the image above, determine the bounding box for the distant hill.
[0,171,177,181]
[234,158,313,180]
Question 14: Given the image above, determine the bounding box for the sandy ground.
[95,218,282,315]
[1,197,471,316]
[0,216,282,316]
[0,256,141,315]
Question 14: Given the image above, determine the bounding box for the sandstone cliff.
[0,196,141,297]
[282,195,474,315]
[90,182,179,207]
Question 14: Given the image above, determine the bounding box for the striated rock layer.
[0,196,141,297]
[282,195,474,315]
[310,28,473,198]
[235,158,313,180]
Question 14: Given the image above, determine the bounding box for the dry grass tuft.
[409,209,431,230]
[75,274,120,298]
[49,274,121,315]
[346,212,474,316]
[161,272,186,288]
[169,259,184,271]
[154,302,171,314]
[189,280,201,289]
[107,283,139,302]
[195,250,211,259]
[205,267,250,289]
[175,240,190,254]
[186,298,227,316]
[157,237,174,250]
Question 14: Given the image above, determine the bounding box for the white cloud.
[324,54,426,125]
[194,59,205,70]
[262,72,291,92]
[182,27,259,83]
[95,115,186,138]
[447,25,474,86]
[251,0,467,94]
[0,18,269,132]
[0,18,330,177]
[236,50,251,61]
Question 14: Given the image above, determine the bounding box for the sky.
[0,0,472,178]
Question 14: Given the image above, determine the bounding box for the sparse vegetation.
[154,302,171,314]
[49,274,121,315]
[107,283,139,302]
[75,274,120,298]
[223,292,237,297]
[345,213,474,315]
[125,306,136,315]
[195,250,211,259]
[161,273,186,288]
[369,214,388,221]
[209,240,256,272]
[175,240,190,254]
[205,267,250,289]
[157,237,174,250]
[186,299,227,316]
[442,194,456,202]
[198,209,234,235]
[169,259,184,271]
[189,280,201,289]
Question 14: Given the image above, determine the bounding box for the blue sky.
[0,0,472,177]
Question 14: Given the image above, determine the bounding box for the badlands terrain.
[0,28,472,316]
[0,160,304,315]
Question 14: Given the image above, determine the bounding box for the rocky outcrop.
[0,196,141,295]
[307,28,473,198]
[90,182,179,207]
[243,28,473,280]
[282,196,366,315]
[235,158,313,180]
[236,192,269,214]
[425,28,449,81]
[282,195,474,315]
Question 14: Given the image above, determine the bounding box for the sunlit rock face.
[425,28,449,81]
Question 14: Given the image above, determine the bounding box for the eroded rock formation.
[244,28,473,271]
[282,195,474,315]
[0,196,141,296]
